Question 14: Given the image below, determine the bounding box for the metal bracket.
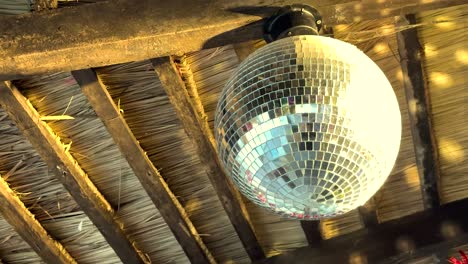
[264,4,322,43]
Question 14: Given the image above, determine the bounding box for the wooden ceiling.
[0,0,467,263]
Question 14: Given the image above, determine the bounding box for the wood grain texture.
[0,176,76,264]
[0,82,148,264]
[71,68,215,264]
[152,56,265,261]
[396,14,441,209]
[1,0,467,80]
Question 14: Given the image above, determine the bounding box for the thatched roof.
[0,1,467,263]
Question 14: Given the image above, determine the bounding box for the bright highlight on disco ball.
[214,6,401,220]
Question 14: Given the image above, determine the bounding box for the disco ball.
[214,34,401,219]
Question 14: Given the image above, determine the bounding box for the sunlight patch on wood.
[373,42,390,54]
[438,138,465,164]
[455,49,468,65]
[423,43,438,58]
[429,71,453,89]
[403,165,421,188]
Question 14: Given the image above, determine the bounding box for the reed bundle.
[0,106,120,263]
[418,5,468,204]
[15,72,193,263]
[0,214,44,263]
[0,3,466,264]
[96,61,250,263]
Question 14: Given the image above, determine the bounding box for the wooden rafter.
[261,197,468,263]
[151,57,266,261]
[0,175,76,264]
[0,82,148,264]
[1,0,467,80]
[358,200,379,228]
[358,206,379,228]
[71,69,215,264]
[396,14,441,209]
[300,221,322,246]
[380,233,468,264]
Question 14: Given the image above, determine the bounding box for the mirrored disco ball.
[215,35,401,219]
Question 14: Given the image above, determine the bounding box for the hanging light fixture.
[214,4,401,219]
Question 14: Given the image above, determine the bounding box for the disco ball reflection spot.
[214,35,401,219]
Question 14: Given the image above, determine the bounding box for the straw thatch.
[15,72,191,263]
[96,61,250,263]
[0,215,44,264]
[0,107,121,263]
[417,6,468,204]
[0,3,467,264]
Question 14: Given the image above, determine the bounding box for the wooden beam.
[378,233,468,264]
[358,199,379,228]
[0,82,148,264]
[151,57,265,261]
[259,197,468,263]
[396,14,441,209]
[71,69,215,264]
[0,175,76,264]
[1,0,467,80]
[300,221,322,247]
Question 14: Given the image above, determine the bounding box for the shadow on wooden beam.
[396,14,441,209]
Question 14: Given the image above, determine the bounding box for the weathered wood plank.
[0,82,148,264]
[260,197,468,263]
[152,57,265,261]
[71,69,215,264]
[396,14,441,209]
[1,0,467,80]
[0,175,76,264]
